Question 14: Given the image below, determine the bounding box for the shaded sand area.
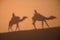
[0,26,60,40]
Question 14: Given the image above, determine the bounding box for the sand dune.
[0,26,60,40]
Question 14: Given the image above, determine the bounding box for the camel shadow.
[32,10,56,30]
[8,13,27,32]
[8,10,56,31]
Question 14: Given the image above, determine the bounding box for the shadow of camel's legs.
[32,20,37,30]
[42,21,44,28]
[15,23,20,31]
[8,26,13,32]
[44,20,49,28]
[8,26,10,32]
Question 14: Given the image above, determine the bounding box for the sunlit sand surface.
[0,0,60,33]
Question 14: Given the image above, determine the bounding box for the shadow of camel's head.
[23,16,28,19]
[49,16,56,19]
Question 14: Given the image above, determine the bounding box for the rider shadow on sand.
[8,13,27,32]
[32,10,56,30]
